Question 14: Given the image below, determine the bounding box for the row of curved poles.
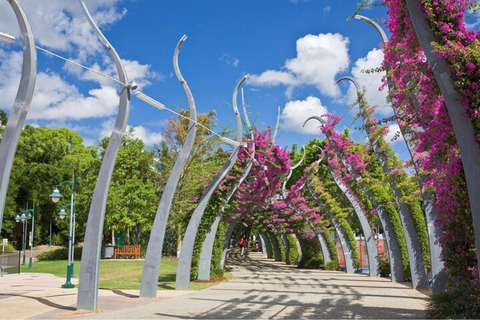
[0,0,477,311]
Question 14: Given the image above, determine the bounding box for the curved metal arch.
[175,76,245,290]
[258,233,267,257]
[241,88,252,130]
[140,35,198,298]
[354,15,389,43]
[303,125,377,275]
[197,90,256,281]
[304,116,404,281]
[327,166,379,276]
[261,232,273,259]
[281,145,332,264]
[281,145,306,199]
[0,0,37,234]
[356,13,445,292]
[303,115,325,129]
[272,106,281,144]
[281,233,290,264]
[267,231,283,262]
[335,77,428,289]
[77,0,132,311]
[335,76,361,98]
[219,221,238,268]
[304,149,356,274]
[215,101,280,275]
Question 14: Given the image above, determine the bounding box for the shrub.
[275,234,286,262]
[298,236,323,269]
[377,254,391,277]
[162,224,178,257]
[51,234,63,246]
[426,291,480,319]
[325,260,339,271]
[1,243,16,253]
[286,234,299,266]
[210,266,225,279]
[37,247,83,261]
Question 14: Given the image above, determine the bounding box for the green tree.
[0,109,7,126]
[2,125,95,247]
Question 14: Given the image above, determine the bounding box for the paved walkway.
[0,251,428,319]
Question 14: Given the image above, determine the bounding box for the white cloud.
[128,125,164,145]
[385,123,405,145]
[0,0,125,58]
[100,118,164,146]
[248,70,298,87]
[466,9,480,29]
[219,54,240,68]
[346,48,392,116]
[0,0,160,121]
[323,6,331,15]
[0,0,165,147]
[0,50,121,120]
[75,58,163,89]
[248,33,350,98]
[290,0,310,3]
[281,96,328,134]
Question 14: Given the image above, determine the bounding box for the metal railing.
[0,252,21,275]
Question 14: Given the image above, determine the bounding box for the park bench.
[114,245,141,259]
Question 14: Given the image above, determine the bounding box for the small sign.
[2,239,7,244]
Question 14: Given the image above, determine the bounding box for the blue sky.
[0,0,479,159]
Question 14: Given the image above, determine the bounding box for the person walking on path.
[239,236,246,256]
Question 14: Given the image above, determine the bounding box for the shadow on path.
[149,250,428,319]
[0,293,76,311]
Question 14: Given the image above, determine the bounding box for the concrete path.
[0,251,428,319]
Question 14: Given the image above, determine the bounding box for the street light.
[58,204,75,279]
[23,207,35,269]
[58,208,67,220]
[49,188,62,203]
[15,209,30,265]
[50,180,75,289]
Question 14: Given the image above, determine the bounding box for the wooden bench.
[114,245,141,259]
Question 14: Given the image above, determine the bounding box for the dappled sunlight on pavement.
[0,250,428,319]
[89,250,428,319]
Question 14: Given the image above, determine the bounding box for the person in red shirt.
[239,236,246,256]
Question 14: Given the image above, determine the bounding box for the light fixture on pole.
[50,188,62,203]
[50,180,75,289]
[134,91,165,111]
[16,211,29,265]
[0,31,15,43]
[15,213,26,264]
[23,207,35,269]
[58,208,67,220]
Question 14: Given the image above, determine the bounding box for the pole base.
[62,282,75,289]
[62,264,75,288]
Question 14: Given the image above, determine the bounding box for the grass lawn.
[21,259,230,291]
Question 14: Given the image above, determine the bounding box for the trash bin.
[104,244,114,259]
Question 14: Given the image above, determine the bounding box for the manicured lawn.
[21,259,229,290]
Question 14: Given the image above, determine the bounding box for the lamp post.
[14,212,28,265]
[50,180,75,289]
[23,207,35,269]
[58,204,76,278]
